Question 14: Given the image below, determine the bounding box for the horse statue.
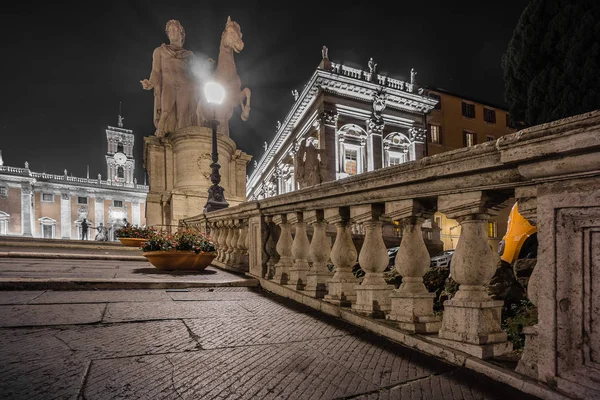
[213,16,251,136]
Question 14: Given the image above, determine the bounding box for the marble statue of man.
[141,20,199,137]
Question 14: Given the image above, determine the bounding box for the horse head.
[221,16,244,53]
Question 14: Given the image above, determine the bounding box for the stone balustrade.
[182,111,600,399]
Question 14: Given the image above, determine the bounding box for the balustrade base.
[272,258,292,285]
[287,262,310,290]
[429,336,513,359]
[515,325,539,379]
[436,298,512,358]
[303,272,333,299]
[387,291,440,333]
[352,284,394,319]
[324,280,358,307]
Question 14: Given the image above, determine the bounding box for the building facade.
[246,49,517,252]
[0,122,148,240]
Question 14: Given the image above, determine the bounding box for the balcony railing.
[182,110,600,399]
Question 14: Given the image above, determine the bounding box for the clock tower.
[106,114,135,184]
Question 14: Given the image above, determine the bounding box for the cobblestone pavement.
[0,287,539,400]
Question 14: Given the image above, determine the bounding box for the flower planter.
[118,237,147,247]
[143,250,217,271]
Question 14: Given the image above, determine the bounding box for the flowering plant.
[115,224,156,239]
[141,229,216,254]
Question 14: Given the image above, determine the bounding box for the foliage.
[423,267,451,311]
[502,0,600,127]
[502,300,538,351]
[115,224,155,239]
[141,229,216,254]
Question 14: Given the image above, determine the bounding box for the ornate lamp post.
[203,81,229,213]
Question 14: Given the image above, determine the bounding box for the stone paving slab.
[0,303,106,327]
[0,290,45,304]
[30,289,172,304]
[0,328,75,361]
[167,289,265,301]
[102,300,254,323]
[184,311,365,349]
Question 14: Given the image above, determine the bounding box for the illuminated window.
[114,200,123,208]
[77,196,88,205]
[463,131,476,147]
[462,102,475,119]
[430,125,441,144]
[488,221,497,238]
[345,149,358,175]
[389,156,402,166]
[42,193,54,202]
[117,167,124,179]
[484,108,496,123]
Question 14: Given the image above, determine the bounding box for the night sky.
[1,1,527,183]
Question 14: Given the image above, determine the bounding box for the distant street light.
[203,81,229,213]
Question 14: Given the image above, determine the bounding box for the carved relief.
[321,109,338,126]
[196,153,213,181]
[294,139,328,189]
[61,193,70,201]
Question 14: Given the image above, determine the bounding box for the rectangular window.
[0,187,7,198]
[77,196,88,205]
[486,135,495,142]
[484,108,496,123]
[0,219,7,235]
[435,216,442,229]
[285,178,293,193]
[430,125,441,144]
[345,149,358,175]
[488,221,497,238]
[389,156,402,166]
[430,93,441,110]
[506,113,514,128]
[462,102,475,119]
[463,131,477,147]
[42,193,54,202]
[113,200,123,208]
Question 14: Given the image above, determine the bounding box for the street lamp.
[203,81,229,213]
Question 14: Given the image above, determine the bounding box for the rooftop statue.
[213,16,251,135]
[141,20,200,137]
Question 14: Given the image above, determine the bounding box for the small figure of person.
[93,223,109,241]
[81,218,90,240]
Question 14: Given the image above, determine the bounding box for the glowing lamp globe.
[204,81,225,105]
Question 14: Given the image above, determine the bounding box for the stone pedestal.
[144,126,251,230]
[387,291,440,333]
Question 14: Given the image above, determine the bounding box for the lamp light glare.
[204,81,225,105]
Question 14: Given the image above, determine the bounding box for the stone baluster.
[272,214,293,285]
[287,212,311,290]
[304,210,332,298]
[217,221,229,263]
[209,221,219,256]
[234,220,249,271]
[435,191,512,358]
[385,200,441,333]
[223,221,235,265]
[324,207,358,306]
[264,215,279,280]
[229,220,241,267]
[513,187,540,378]
[352,204,394,318]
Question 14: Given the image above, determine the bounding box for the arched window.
[117,142,124,153]
[383,132,412,166]
[117,167,124,179]
[337,124,368,178]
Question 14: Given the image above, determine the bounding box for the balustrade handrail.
[185,110,600,223]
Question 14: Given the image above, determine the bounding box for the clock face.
[114,152,127,166]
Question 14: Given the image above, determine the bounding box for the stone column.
[352,204,394,318]
[60,192,72,239]
[95,197,105,231]
[287,212,311,290]
[324,207,359,307]
[319,109,338,183]
[234,220,249,271]
[435,191,512,358]
[385,200,441,333]
[514,186,540,378]
[131,199,140,226]
[304,210,333,298]
[264,215,279,280]
[20,182,33,237]
[272,214,293,285]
